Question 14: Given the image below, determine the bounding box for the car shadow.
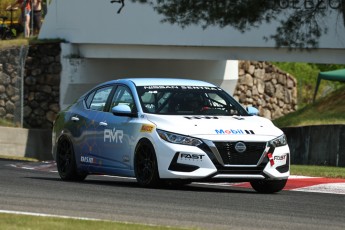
[26,175,256,194]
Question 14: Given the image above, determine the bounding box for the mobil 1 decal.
[215,129,255,135]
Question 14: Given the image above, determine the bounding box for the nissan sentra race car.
[52,78,290,193]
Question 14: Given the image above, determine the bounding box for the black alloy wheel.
[134,139,160,187]
[56,136,87,181]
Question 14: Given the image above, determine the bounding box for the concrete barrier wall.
[0,127,52,161]
[282,125,345,166]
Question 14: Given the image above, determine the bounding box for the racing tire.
[56,136,87,181]
[134,139,160,187]
[250,179,287,194]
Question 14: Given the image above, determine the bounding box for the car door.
[76,85,114,171]
[99,85,141,174]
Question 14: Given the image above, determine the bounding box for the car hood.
[145,114,283,142]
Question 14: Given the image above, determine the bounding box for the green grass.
[0,118,18,127]
[273,62,345,108]
[291,165,345,179]
[273,85,345,127]
[0,155,38,162]
[0,39,28,49]
[0,213,190,230]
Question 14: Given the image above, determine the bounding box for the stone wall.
[234,61,298,120]
[0,43,61,129]
[24,43,61,128]
[0,46,28,125]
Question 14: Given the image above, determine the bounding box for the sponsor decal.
[142,86,221,91]
[81,156,94,164]
[104,128,124,143]
[143,86,179,89]
[185,116,219,120]
[140,124,155,133]
[267,154,288,166]
[215,129,255,135]
[180,153,204,160]
[274,155,287,161]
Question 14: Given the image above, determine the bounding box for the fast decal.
[274,155,287,161]
[185,116,219,120]
[104,128,124,143]
[215,129,255,135]
[180,153,204,160]
[81,156,94,164]
[140,124,155,133]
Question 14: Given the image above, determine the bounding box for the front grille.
[214,141,267,165]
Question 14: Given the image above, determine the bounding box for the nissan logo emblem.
[235,142,246,153]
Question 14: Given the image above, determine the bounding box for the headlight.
[156,129,203,146]
[269,134,287,147]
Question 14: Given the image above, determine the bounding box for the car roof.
[101,78,217,87]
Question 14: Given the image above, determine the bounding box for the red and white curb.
[217,176,345,195]
[9,162,345,195]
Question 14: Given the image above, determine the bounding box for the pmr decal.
[81,156,94,164]
[215,129,255,135]
[180,153,204,160]
[104,128,124,143]
[140,124,155,133]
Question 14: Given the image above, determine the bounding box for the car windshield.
[137,85,248,116]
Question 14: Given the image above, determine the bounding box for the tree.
[115,0,345,50]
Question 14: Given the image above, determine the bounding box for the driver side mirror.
[112,104,138,118]
[246,106,259,116]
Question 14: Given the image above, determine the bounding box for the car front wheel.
[250,179,287,193]
[56,136,87,181]
[134,139,160,187]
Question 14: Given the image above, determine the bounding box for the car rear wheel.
[134,139,160,187]
[250,179,287,193]
[56,136,87,181]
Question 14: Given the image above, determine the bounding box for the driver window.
[89,86,113,111]
[110,86,136,112]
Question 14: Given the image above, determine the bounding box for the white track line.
[0,210,105,221]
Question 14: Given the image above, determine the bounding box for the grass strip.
[291,165,345,179]
[0,155,39,162]
[0,213,190,230]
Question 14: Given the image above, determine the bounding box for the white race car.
[52,78,290,193]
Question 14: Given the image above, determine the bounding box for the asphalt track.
[0,159,344,230]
